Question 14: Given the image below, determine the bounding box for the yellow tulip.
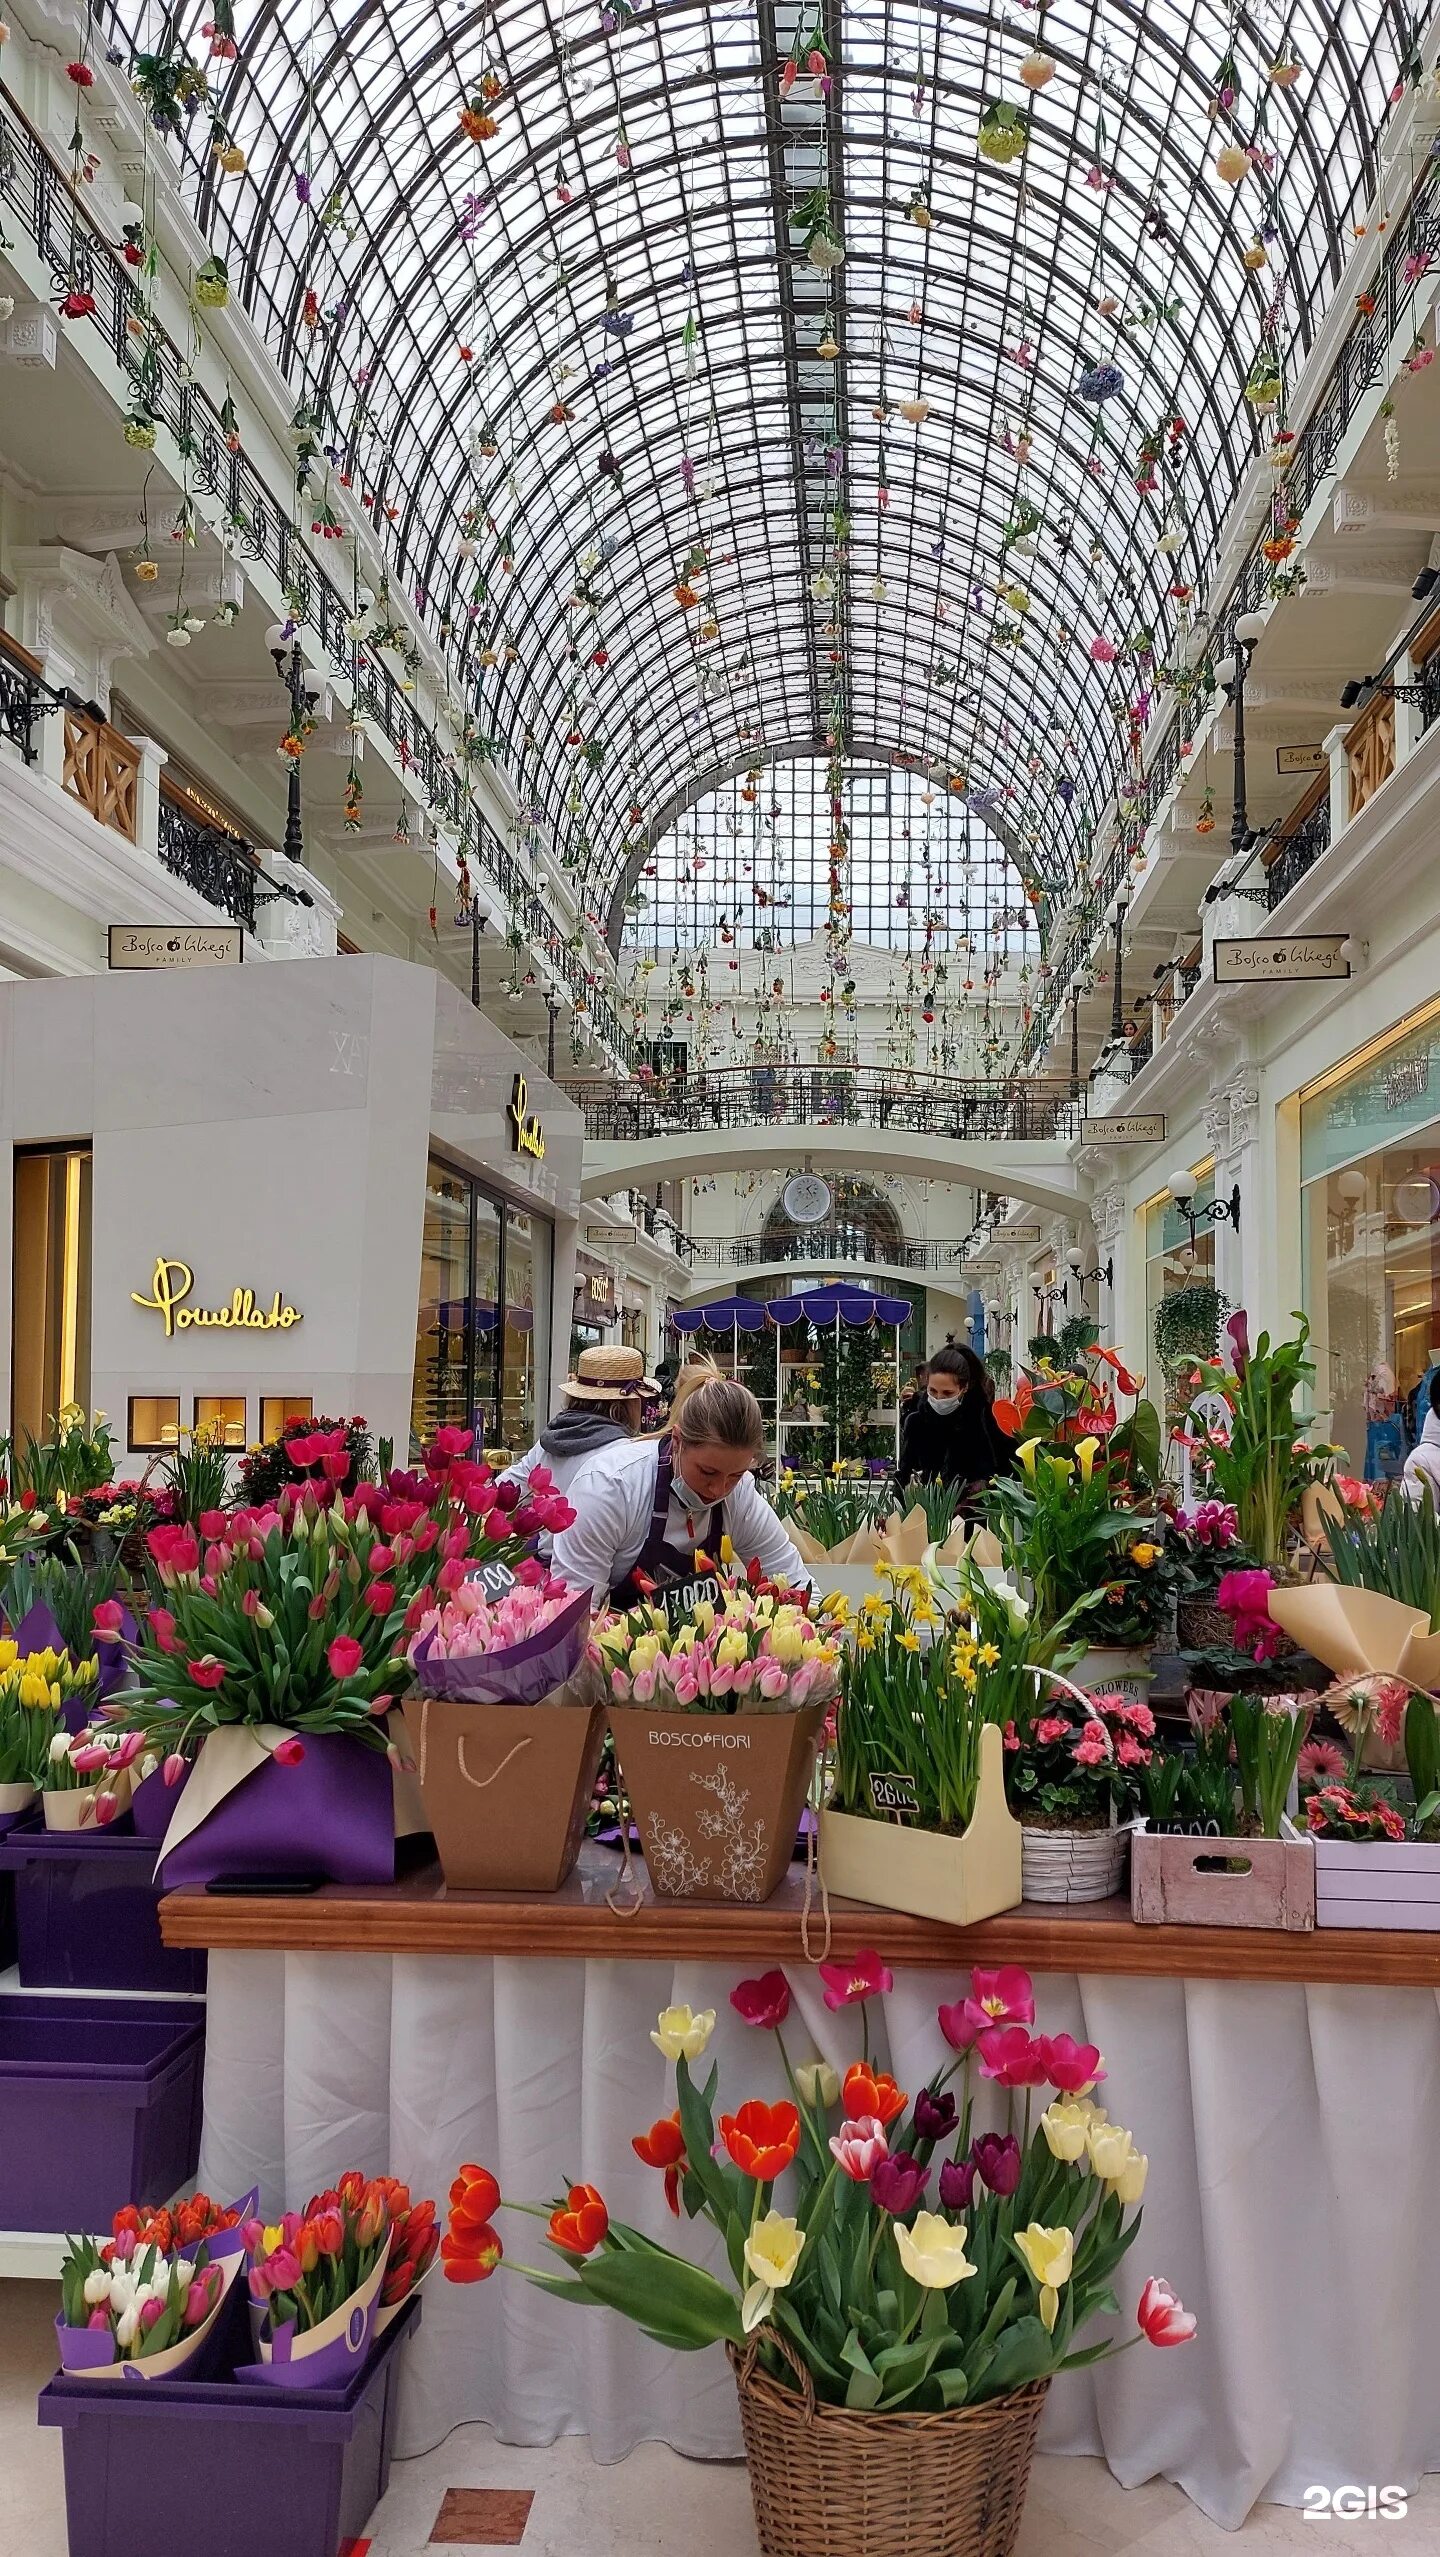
[1115,2149,1148,2205]
[741,2210,806,2333]
[0,1639,17,1673]
[1015,2223,1074,2333]
[1039,2100,1090,2164]
[650,2005,715,2063]
[1086,2121,1135,2183]
[794,2061,840,2109]
[719,1534,736,1567]
[1074,1436,1100,1485]
[895,2211,978,2291]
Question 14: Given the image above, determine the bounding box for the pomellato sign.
[508,1072,546,1160]
[131,1257,303,1338]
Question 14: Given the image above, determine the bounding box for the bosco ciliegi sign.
[1212,935,1350,984]
[109,926,243,969]
[1085,1114,1167,1143]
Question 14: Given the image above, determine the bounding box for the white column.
[1323,719,1352,840]
[1091,1184,1129,1351]
[125,732,167,859]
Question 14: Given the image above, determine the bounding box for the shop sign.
[109,925,243,969]
[1086,1114,1167,1143]
[131,1256,303,1338]
[574,1260,618,1321]
[1213,935,1349,984]
[1385,1054,1430,1112]
[508,1073,546,1160]
[1276,745,1327,774]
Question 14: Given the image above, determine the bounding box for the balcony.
[563,1068,1081,1142]
[157,780,259,932]
[691,1233,968,1273]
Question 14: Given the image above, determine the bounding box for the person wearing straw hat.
[502,1345,658,1505]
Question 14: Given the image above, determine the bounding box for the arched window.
[761,1178,904,1266]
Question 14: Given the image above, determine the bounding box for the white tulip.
[114,2308,140,2349]
[82,2270,112,2307]
[48,1731,71,1762]
[107,2272,135,2314]
[173,2258,195,2291]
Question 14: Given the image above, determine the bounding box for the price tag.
[1149,1817,1223,1837]
[470,1560,517,1603]
[660,1573,723,1629]
[868,1771,919,1818]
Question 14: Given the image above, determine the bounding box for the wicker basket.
[731,2338,1048,2557]
[1176,1596,1298,1659]
[1021,1820,1130,1904]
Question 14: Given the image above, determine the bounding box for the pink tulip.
[327,1634,365,1679]
[182,2269,218,2327]
[71,1742,110,1774]
[1035,2032,1105,2094]
[1137,2277,1197,2346]
[976,2025,1049,2087]
[829,2115,889,2181]
[937,1998,984,2053]
[818,1950,893,2010]
[273,1736,306,1767]
[86,2309,110,2330]
[162,1752,187,1789]
[111,2228,137,2262]
[965,1965,1035,2028]
[94,1790,120,1826]
[730,1970,791,2030]
[112,1731,145,1769]
[92,1598,126,1643]
[149,1608,180,1654]
[138,2296,165,2332]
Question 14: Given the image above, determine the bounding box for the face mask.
[928,1389,961,1416]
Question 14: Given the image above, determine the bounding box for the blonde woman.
[553,1376,811,1606]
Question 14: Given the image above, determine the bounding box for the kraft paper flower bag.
[153,1728,397,1889]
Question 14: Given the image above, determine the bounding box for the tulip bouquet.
[243,2169,436,2380]
[408,1574,578,1664]
[0,1640,95,1794]
[41,1720,142,1827]
[58,2192,248,2377]
[589,1586,841,1716]
[442,1961,1193,2420]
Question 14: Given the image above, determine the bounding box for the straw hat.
[564,1344,658,1401]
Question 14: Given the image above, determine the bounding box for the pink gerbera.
[1297,1738,1346,1787]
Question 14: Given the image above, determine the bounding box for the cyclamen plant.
[441,1960,1195,2409]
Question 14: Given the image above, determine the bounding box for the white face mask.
[927,1389,962,1416]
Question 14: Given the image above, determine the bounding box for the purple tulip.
[872,2154,930,2217]
[972,2132,1022,2196]
[938,2157,976,2211]
[913,2086,957,2141]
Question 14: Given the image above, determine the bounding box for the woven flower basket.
[731,2337,1048,2557]
[1176,1597,1297,1659]
[1021,1820,1130,1904]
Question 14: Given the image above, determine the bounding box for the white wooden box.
[1313,1837,1440,1931]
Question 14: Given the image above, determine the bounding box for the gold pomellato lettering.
[508,1071,546,1160]
[131,1257,303,1339]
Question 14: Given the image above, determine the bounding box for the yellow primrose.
[1014,2223,1074,2333]
[1087,2121,1135,2183]
[794,2060,841,2108]
[742,2210,806,2334]
[650,2005,716,2063]
[1074,1436,1100,1485]
[1039,2099,1090,2164]
[1115,2149,1148,2205]
[1129,1542,1160,1568]
[895,2212,978,2291]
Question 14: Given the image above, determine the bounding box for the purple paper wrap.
[409,1585,591,1706]
[154,1732,395,1889]
[96,1607,138,1706]
[129,1756,190,1839]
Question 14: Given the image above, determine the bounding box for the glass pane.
[195,1395,248,1450]
[1305,1140,1440,1479]
[471,1192,504,1447]
[128,1394,181,1453]
[499,1206,540,1457]
[260,1395,313,1440]
[413,1160,472,1456]
[11,1146,91,1444]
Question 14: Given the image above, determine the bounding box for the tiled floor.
[6,2280,1440,2554]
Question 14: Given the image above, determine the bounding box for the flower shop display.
[780,1496,939,1604]
[442,1966,1192,2557]
[821,1569,1028,1924]
[404,1575,604,1890]
[111,1441,574,1886]
[0,1991,206,2232]
[57,2190,251,2380]
[240,2170,435,2387]
[0,1638,80,1818]
[1005,1683,1153,1903]
[1129,1688,1316,1930]
[591,1579,840,1902]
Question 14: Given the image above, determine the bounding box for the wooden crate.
[1314,1837,1440,1932]
[1130,1820,1315,1931]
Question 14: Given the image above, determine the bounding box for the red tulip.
[719,2100,801,2180]
[92,1598,126,1642]
[442,2226,501,2282]
[842,2061,906,2125]
[449,2165,501,2227]
[187,1656,226,1689]
[817,1950,893,2010]
[149,1607,179,1654]
[327,1634,365,1679]
[547,2182,609,2256]
[1034,2032,1105,2094]
[729,1970,791,2030]
[1137,2277,1197,2346]
[273,1736,306,1767]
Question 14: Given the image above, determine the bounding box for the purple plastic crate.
[0,1994,205,2230]
[0,1812,206,1993]
[39,2298,420,2557]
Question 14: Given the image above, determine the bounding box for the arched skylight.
[102,0,1418,934]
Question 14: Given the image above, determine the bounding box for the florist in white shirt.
[551,1376,812,1607]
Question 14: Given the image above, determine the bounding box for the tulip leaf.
[570,2247,744,2348]
[935,2364,971,2407]
[841,2329,883,2410]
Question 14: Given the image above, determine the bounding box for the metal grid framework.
[102,0,1413,939]
[623,750,1033,954]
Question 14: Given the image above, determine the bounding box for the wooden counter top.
[160,1846,1440,1986]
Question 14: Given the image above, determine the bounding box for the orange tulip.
[633,2110,687,2215]
[842,2062,907,2126]
[719,2099,801,2180]
[548,2183,609,2256]
[441,2225,502,2283]
[448,2164,501,2229]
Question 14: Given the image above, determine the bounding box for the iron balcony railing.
[1266,791,1334,910]
[0,79,632,1069]
[564,1069,1082,1142]
[0,640,45,764]
[156,791,259,932]
[692,1233,967,1272]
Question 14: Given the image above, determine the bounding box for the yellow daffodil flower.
[742,2211,805,2333]
[1039,2100,1091,2164]
[977,1642,1000,1668]
[650,2005,715,2063]
[895,1630,921,1654]
[1015,2223,1074,2333]
[895,2212,978,2291]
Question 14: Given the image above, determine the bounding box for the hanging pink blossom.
[1090,635,1119,663]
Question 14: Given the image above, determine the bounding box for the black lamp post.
[1109,897,1129,1042]
[1065,1243,1114,1302]
[1166,1169,1241,1245]
[1214,610,1269,859]
[265,623,320,863]
[546,993,559,1078]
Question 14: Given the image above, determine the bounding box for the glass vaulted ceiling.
[105,1,1412,943]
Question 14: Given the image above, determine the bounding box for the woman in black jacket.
[895,1344,1014,1495]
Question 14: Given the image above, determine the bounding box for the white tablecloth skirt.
[197,1951,1440,2530]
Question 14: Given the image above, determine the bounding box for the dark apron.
[610,1441,727,1605]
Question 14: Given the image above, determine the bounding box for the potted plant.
[591,1573,840,1903]
[1006,1684,1152,1902]
[986,1434,1162,1698]
[822,1567,1049,1924]
[441,1966,1195,2557]
[1131,1691,1315,1930]
[1153,1281,1229,1402]
[404,1575,603,1890]
[1184,1314,1337,1572]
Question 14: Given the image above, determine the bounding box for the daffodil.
[896,1630,921,1654]
[650,2005,716,2063]
[895,2211,978,2290]
[741,2210,805,2333]
[1015,2223,1074,2333]
[977,1642,1000,1668]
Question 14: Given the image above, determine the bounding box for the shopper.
[1401,1370,1440,1509]
[502,1345,656,1501]
[895,1343,1014,1494]
[552,1375,812,1604]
